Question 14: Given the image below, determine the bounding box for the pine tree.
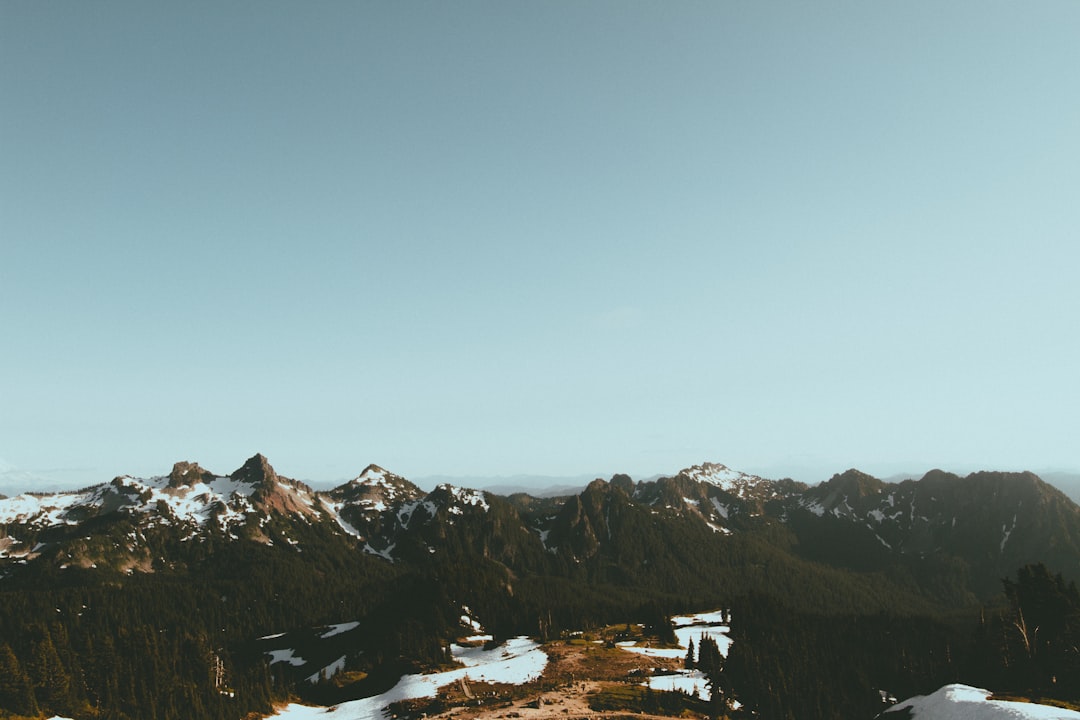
[685,637,696,670]
[28,630,72,712]
[0,642,40,717]
[698,635,729,717]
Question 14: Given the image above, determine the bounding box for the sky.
[2,1,1079,492]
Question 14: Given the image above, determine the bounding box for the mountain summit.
[230,453,279,487]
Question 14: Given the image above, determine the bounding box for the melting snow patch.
[322,500,363,538]
[621,610,732,659]
[673,610,727,627]
[460,610,483,633]
[1001,514,1018,553]
[267,649,307,667]
[446,486,489,511]
[358,466,388,485]
[269,637,546,720]
[320,622,360,639]
[885,684,1080,719]
[644,670,709,700]
[537,528,553,551]
[397,500,435,527]
[683,464,754,492]
[363,542,395,562]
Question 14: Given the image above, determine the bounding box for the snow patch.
[1001,514,1018,553]
[320,622,360,639]
[320,499,364,539]
[621,610,732,659]
[886,683,1080,719]
[682,463,755,492]
[363,542,395,562]
[444,485,490,511]
[643,670,710,700]
[269,637,546,720]
[267,649,307,667]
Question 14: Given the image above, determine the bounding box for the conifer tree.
[0,642,39,717]
[29,630,72,712]
[697,635,729,717]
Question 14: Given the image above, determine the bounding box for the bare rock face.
[226,454,325,519]
[167,461,215,488]
[230,453,278,487]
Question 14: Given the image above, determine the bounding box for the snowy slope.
[0,473,261,537]
[885,685,1080,719]
[680,463,766,494]
[0,452,510,578]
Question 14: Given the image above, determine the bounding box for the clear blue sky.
[3,1,1079,491]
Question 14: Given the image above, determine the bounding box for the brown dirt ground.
[409,642,694,720]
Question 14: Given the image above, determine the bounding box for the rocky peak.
[353,464,398,486]
[679,462,747,487]
[230,453,278,487]
[610,473,635,495]
[329,464,423,505]
[584,478,609,493]
[167,461,214,488]
[823,469,886,498]
[917,468,962,488]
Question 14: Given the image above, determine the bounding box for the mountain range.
[2,454,1080,720]
[3,454,1078,604]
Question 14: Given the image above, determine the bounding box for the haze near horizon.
[2,2,1078,491]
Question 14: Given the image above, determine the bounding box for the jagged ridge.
[2,455,1079,602]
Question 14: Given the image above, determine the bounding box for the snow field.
[269,636,547,720]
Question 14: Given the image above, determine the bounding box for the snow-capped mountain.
[338,474,499,563]
[2,454,1079,604]
[0,454,502,572]
[3,454,1080,720]
[627,462,809,534]
[0,454,321,536]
